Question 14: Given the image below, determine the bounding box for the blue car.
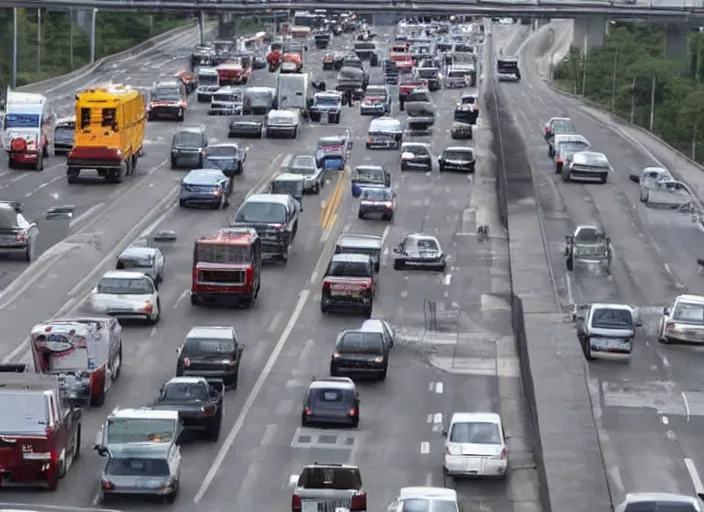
[350,165,390,197]
[179,168,231,209]
[315,135,349,172]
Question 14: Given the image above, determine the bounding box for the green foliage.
[0,8,188,89]
[553,22,704,161]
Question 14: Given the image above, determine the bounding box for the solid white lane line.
[381,225,390,247]
[685,458,704,495]
[193,289,310,504]
[682,392,691,422]
[173,289,189,309]
[420,442,430,455]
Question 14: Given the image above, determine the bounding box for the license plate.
[463,457,482,471]
[331,290,353,297]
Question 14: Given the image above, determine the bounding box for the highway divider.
[17,21,203,96]
[485,30,613,512]
[321,166,349,231]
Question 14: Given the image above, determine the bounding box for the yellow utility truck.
[67,84,146,184]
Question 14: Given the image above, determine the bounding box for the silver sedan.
[287,155,325,194]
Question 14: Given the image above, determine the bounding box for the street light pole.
[37,9,42,74]
[610,47,618,113]
[12,7,18,89]
[89,8,97,64]
[69,9,74,70]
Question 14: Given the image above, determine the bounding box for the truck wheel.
[190,294,198,306]
[7,156,13,169]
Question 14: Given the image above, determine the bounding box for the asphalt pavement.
[497,20,704,505]
[0,23,539,512]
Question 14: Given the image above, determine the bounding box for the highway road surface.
[0,21,540,512]
[497,19,704,506]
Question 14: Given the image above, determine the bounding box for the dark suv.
[330,326,390,381]
[301,376,360,427]
[170,126,208,169]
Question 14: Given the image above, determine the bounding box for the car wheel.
[170,157,177,169]
[320,303,328,314]
[314,182,320,194]
[149,300,161,325]
[393,259,404,270]
[358,210,364,219]
[439,164,445,173]
[179,200,186,208]
[378,368,387,381]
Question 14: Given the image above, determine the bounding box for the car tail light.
[544,126,550,134]
[183,357,191,368]
[202,405,216,416]
[178,102,187,108]
[666,322,676,329]
[322,280,331,292]
[473,106,479,111]
[16,232,26,242]
[292,494,302,512]
[101,478,115,490]
[499,446,507,460]
[304,407,312,415]
[557,158,563,164]
[368,137,373,143]
[350,491,367,511]
[348,408,357,416]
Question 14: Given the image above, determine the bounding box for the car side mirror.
[441,429,447,437]
[663,306,671,315]
[628,174,640,183]
[176,347,181,354]
[93,427,103,451]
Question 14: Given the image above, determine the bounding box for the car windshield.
[355,167,383,181]
[117,256,153,269]
[366,88,386,97]
[161,382,209,401]
[461,96,476,104]
[624,503,697,512]
[448,70,466,78]
[361,189,392,201]
[290,156,316,174]
[213,92,241,102]
[152,90,180,102]
[55,125,74,138]
[105,458,170,477]
[183,338,235,355]
[327,260,370,277]
[198,74,218,85]
[450,421,501,444]
[408,238,439,251]
[403,146,429,157]
[402,499,458,512]
[444,150,473,160]
[173,132,203,147]
[575,228,602,243]
[207,146,237,157]
[316,96,340,106]
[591,308,633,329]
[355,42,375,50]
[417,68,438,78]
[0,392,48,432]
[551,119,575,133]
[97,277,153,295]
[235,201,286,223]
[299,466,358,489]
[672,302,704,323]
[106,418,176,443]
[337,331,384,354]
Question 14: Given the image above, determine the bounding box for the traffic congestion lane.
[193,41,537,512]
[500,23,704,500]
[0,48,384,508]
[0,28,210,291]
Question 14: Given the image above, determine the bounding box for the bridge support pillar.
[217,13,236,40]
[572,15,605,54]
[198,11,206,45]
[666,24,691,76]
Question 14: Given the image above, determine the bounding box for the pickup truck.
[290,463,367,512]
[320,253,375,317]
[398,79,428,110]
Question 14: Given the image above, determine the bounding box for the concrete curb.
[17,21,199,95]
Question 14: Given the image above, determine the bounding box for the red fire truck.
[191,227,262,308]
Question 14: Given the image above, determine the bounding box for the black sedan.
[330,328,390,381]
[203,143,247,176]
[0,201,38,262]
[438,146,476,173]
[150,376,224,441]
[228,116,263,138]
[392,233,446,271]
[176,326,244,389]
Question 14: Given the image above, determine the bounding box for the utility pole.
[12,8,18,89]
[69,9,74,70]
[610,47,618,113]
[89,8,97,64]
[630,76,636,124]
[581,34,588,97]
[649,75,656,132]
[37,9,41,74]
[692,119,698,160]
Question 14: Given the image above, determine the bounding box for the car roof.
[337,234,382,249]
[56,116,76,125]
[309,376,356,390]
[100,270,150,280]
[444,146,473,152]
[209,142,240,150]
[274,172,305,182]
[165,376,207,386]
[245,194,291,205]
[399,487,458,501]
[360,319,386,332]
[331,253,372,264]
[185,169,227,182]
[118,246,157,259]
[355,165,384,172]
[186,326,234,340]
[450,412,502,424]
[319,135,345,143]
[176,125,205,134]
[622,493,700,506]
[407,233,440,242]
[675,294,704,305]
[370,117,401,128]
[590,303,635,312]
[643,166,669,174]
[402,142,431,149]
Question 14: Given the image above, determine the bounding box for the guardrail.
[17,21,200,95]
[0,0,702,20]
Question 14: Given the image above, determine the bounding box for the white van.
[265,109,300,139]
[367,117,403,149]
[3,88,56,170]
